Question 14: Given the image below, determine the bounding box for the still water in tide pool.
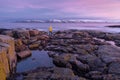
[16,50,54,73]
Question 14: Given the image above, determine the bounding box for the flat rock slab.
[17,50,31,59]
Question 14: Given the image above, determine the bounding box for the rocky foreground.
[1,29,120,80]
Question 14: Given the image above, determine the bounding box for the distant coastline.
[14,19,120,23]
[106,25,120,28]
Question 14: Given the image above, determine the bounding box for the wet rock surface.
[1,29,120,80]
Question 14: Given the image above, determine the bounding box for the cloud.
[0,0,120,20]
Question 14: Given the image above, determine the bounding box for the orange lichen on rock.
[0,35,17,78]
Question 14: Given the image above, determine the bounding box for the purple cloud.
[0,0,120,20]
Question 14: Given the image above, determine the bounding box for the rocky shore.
[106,25,120,28]
[0,28,120,80]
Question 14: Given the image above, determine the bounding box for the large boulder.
[96,45,120,64]
[77,54,106,72]
[0,35,17,77]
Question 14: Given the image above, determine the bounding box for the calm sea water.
[0,22,120,33]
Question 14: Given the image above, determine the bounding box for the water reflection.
[16,50,54,73]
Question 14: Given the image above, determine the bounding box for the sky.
[0,0,120,21]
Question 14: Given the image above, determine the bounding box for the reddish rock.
[15,44,27,52]
[37,35,49,40]
[29,30,40,36]
[15,39,23,46]
[28,41,40,50]
[17,50,31,59]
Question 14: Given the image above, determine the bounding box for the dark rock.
[77,54,106,72]
[115,40,120,47]
[53,54,72,67]
[103,74,119,80]
[1,30,13,37]
[70,60,90,74]
[54,33,73,39]
[108,62,120,75]
[72,31,91,39]
[13,30,30,39]
[46,45,69,53]
[23,67,86,80]
[48,51,59,58]
[96,45,120,64]
[85,71,103,80]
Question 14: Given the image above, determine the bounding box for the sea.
[0,22,120,33]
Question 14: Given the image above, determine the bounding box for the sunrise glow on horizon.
[0,0,120,21]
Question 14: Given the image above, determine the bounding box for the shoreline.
[0,28,120,80]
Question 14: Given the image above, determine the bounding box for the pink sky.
[0,0,120,20]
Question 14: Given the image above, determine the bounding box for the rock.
[13,30,30,39]
[103,74,119,80]
[105,33,120,40]
[1,30,13,37]
[29,30,40,36]
[28,41,41,50]
[72,31,90,39]
[108,62,120,75]
[54,33,73,39]
[96,45,120,64]
[85,71,103,80]
[28,37,38,44]
[115,40,120,47]
[53,54,72,67]
[15,44,27,52]
[46,45,69,53]
[23,67,86,80]
[22,39,29,45]
[100,55,120,64]
[17,50,31,59]
[70,60,89,74]
[87,30,106,39]
[48,51,59,58]
[15,39,23,47]
[37,35,49,40]
[0,35,17,77]
[15,39,29,52]
[0,29,11,34]
[77,54,106,72]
